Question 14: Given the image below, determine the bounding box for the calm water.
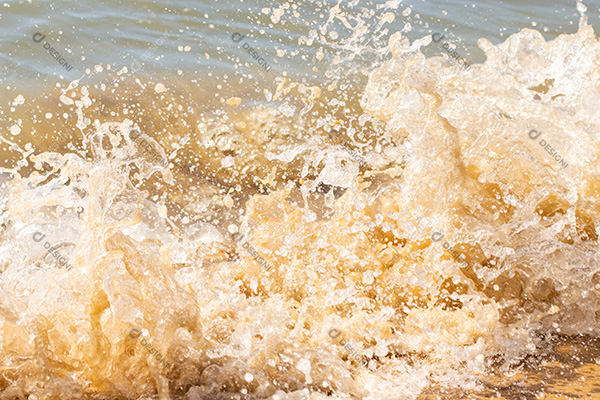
[1,0,599,86]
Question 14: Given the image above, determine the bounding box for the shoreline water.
[0,1,598,399]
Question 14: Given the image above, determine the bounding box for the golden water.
[0,7,599,399]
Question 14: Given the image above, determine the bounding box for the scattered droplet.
[9,125,21,135]
[226,97,242,108]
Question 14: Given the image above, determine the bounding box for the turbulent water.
[1,1,600,399]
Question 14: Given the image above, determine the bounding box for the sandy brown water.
[418,335,600,399]
[1,2,600,400]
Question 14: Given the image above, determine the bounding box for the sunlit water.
[1,0,600,399]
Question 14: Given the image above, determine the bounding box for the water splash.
[0,7,599,400]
